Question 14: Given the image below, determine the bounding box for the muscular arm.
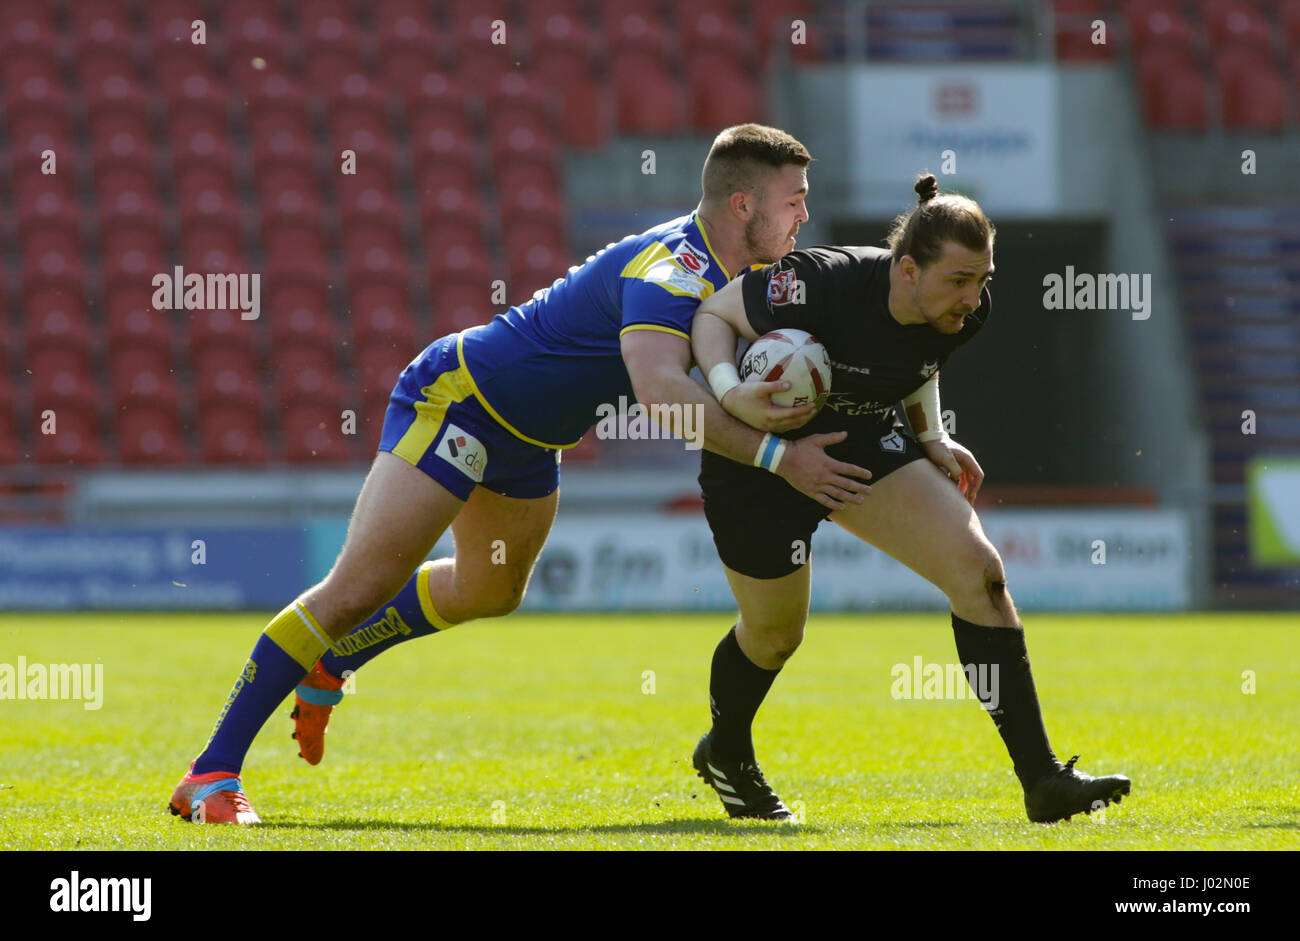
[620,328,770,465]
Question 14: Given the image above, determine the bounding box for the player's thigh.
[725,562,811,661]
[448,484,559,604]
[308,451,465,636]
[828,457,1002,598]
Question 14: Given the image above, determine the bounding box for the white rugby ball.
[739,329,831,409]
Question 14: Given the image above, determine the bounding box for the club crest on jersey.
[919,359,939,379]
[767,269,802,306]
[673,241,710,276]
[879,430,906,453]
[435,424,487,482]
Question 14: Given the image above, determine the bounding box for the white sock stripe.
[707,762,728,780]
[720,795,746,806]
[293,603,333,653]
[713,780,736,793]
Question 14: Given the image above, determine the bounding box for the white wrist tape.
[753,433,787,473]
[707,362,741,402]
[903,373,947,442]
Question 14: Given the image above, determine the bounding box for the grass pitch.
[0,612,1296,850]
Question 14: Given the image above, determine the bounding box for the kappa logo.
[673,241,711,275]
[879,430,906,453]
[767,269,799,306]
[435,424,487,482]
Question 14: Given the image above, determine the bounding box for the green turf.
[0,612,1296,850]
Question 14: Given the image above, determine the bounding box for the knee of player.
[767,623,806,663]
[477,583,529,618]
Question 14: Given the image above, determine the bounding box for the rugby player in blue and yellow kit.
[168,125,876,823]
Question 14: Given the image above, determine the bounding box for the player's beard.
[744,210,794,265]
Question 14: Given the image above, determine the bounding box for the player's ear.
[898,254,920,285]
[730,189,755,222]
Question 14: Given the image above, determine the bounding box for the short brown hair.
[886,173,995,268]
[701,124,812,203]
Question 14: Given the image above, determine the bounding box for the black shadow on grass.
[258,818,822,837]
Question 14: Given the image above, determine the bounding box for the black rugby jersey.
[739,245,990,439]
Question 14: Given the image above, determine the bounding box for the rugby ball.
[739,329,831,409]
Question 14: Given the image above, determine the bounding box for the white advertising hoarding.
[511,509,1190,612]
[847,65,1060,215]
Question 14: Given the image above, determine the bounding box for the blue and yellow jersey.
[457,211,733,448]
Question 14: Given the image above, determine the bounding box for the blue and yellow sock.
[317,561,456,680]
[192,601,335,775]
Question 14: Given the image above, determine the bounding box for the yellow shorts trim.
[619,323,690,341]
[454,334,580,450]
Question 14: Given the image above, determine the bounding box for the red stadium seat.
[28,348,97,410]
[194,349,263,408]
[521,0,589,22]
[347,248,412,299]
[349,292,418,352]
[355,344,412,407]
[1126,2,1195,50]
[434,284,498,334]
[1215,52,1287,130]
[34,409,104,466]
[1284,0,1300,50]
[198,404,270,464]
[606,12,675,75]
[190,306,261,356]
[530,12,594,76]
[1137,51,1208,129]
[610,62,685,133]
[681,9,753,69]
[490,125,561,180]
[266,283,338,353]
[425,228,492,275]
[272,347,345,406]
[18,199,83,259]
[1204,1,1271,53]
[282,403,353,463]
[687,59,761,130]
[105,292,174,354]
[419,181,487,235]
[110,348,181,408]
[227,0,290,63]
[262,194,329,266]
[116,406,189,465]
[21,250,87,299]
[24,290,91,354]
[450,15,520,89]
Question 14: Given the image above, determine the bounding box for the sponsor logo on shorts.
[879,430,905,453]
[435,424,487,482]
[673,241,710,275]
[767,269,799,306]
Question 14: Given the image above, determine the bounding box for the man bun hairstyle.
[886,172,994,268]
[701,123,812,204]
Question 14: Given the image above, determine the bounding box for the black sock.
[709,625,781,763]
[951,613,1059,790]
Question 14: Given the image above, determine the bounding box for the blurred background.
[0,0,1296,615]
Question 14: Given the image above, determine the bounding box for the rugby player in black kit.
[689,174,1131,824]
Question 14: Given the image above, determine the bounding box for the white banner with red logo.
[506,508,1190,612]
[847,66,1060,215]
